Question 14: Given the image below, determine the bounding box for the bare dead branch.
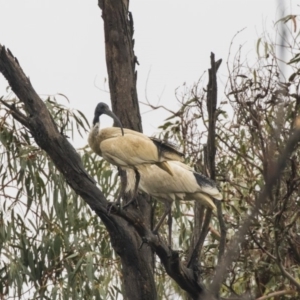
[188,209,213,268]
[208,120,300,295]
[255,289,296,300]
[0,43,212,300]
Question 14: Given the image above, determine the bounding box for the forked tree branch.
[0,44,211,299]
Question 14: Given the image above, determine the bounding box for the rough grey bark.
[99,0,142,132]
[187,54,223,269]
[98,1,155,298]
[0,45,155,300]
[0,44,213,299]
[206,54,226,269]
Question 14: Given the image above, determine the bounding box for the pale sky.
[0,1,296,145]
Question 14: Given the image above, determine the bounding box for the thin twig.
[256,289,296,300]
[0,99,31,128]
[208,120,300,295]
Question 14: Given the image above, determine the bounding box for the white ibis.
[126,161,222,244]
[88,102,184,204]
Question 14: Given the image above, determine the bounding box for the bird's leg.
[122,170,140,209]
[107,167,126,214]
[117,167,127,204]
[153,202,172,236]
[167,210,173,248]
[133,170,140,198]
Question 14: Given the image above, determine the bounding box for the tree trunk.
[99,0,142,132]
[98,0,155,299]
[0,6,215,298]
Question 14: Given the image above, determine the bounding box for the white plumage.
[88,103,222,244]
[88,103,184,202]
[89,126,184,173]
[126,161,222,242]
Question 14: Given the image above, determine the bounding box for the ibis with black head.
[88,102,185,204]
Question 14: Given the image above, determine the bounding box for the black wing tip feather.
[193,172,217,188]
[150,137,184,158]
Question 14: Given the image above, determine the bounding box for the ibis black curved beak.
[93,103,124,136]
[104,110,124,136]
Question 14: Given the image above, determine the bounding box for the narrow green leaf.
[71,256,84,280]
[86,253,94,283]
[256,37,261,57]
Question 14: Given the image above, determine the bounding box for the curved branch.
[110,206,207,297]
[0,44,211,299]
[256,290,296,300]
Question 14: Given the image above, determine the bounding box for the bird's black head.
[92,102,124,136]
[93,102,110,125]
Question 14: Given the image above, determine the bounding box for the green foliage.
[0,96,120,299]
[152,16,300,299]
[2,13,300,300]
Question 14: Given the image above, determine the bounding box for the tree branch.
[188,209,212,268]
[255,290,296,300]
[0,43,157,300]
[208,119,300,296]
[188,56,224,268]
[0,44,212,299]
[206,54,226,266]
[0,98,32,129]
